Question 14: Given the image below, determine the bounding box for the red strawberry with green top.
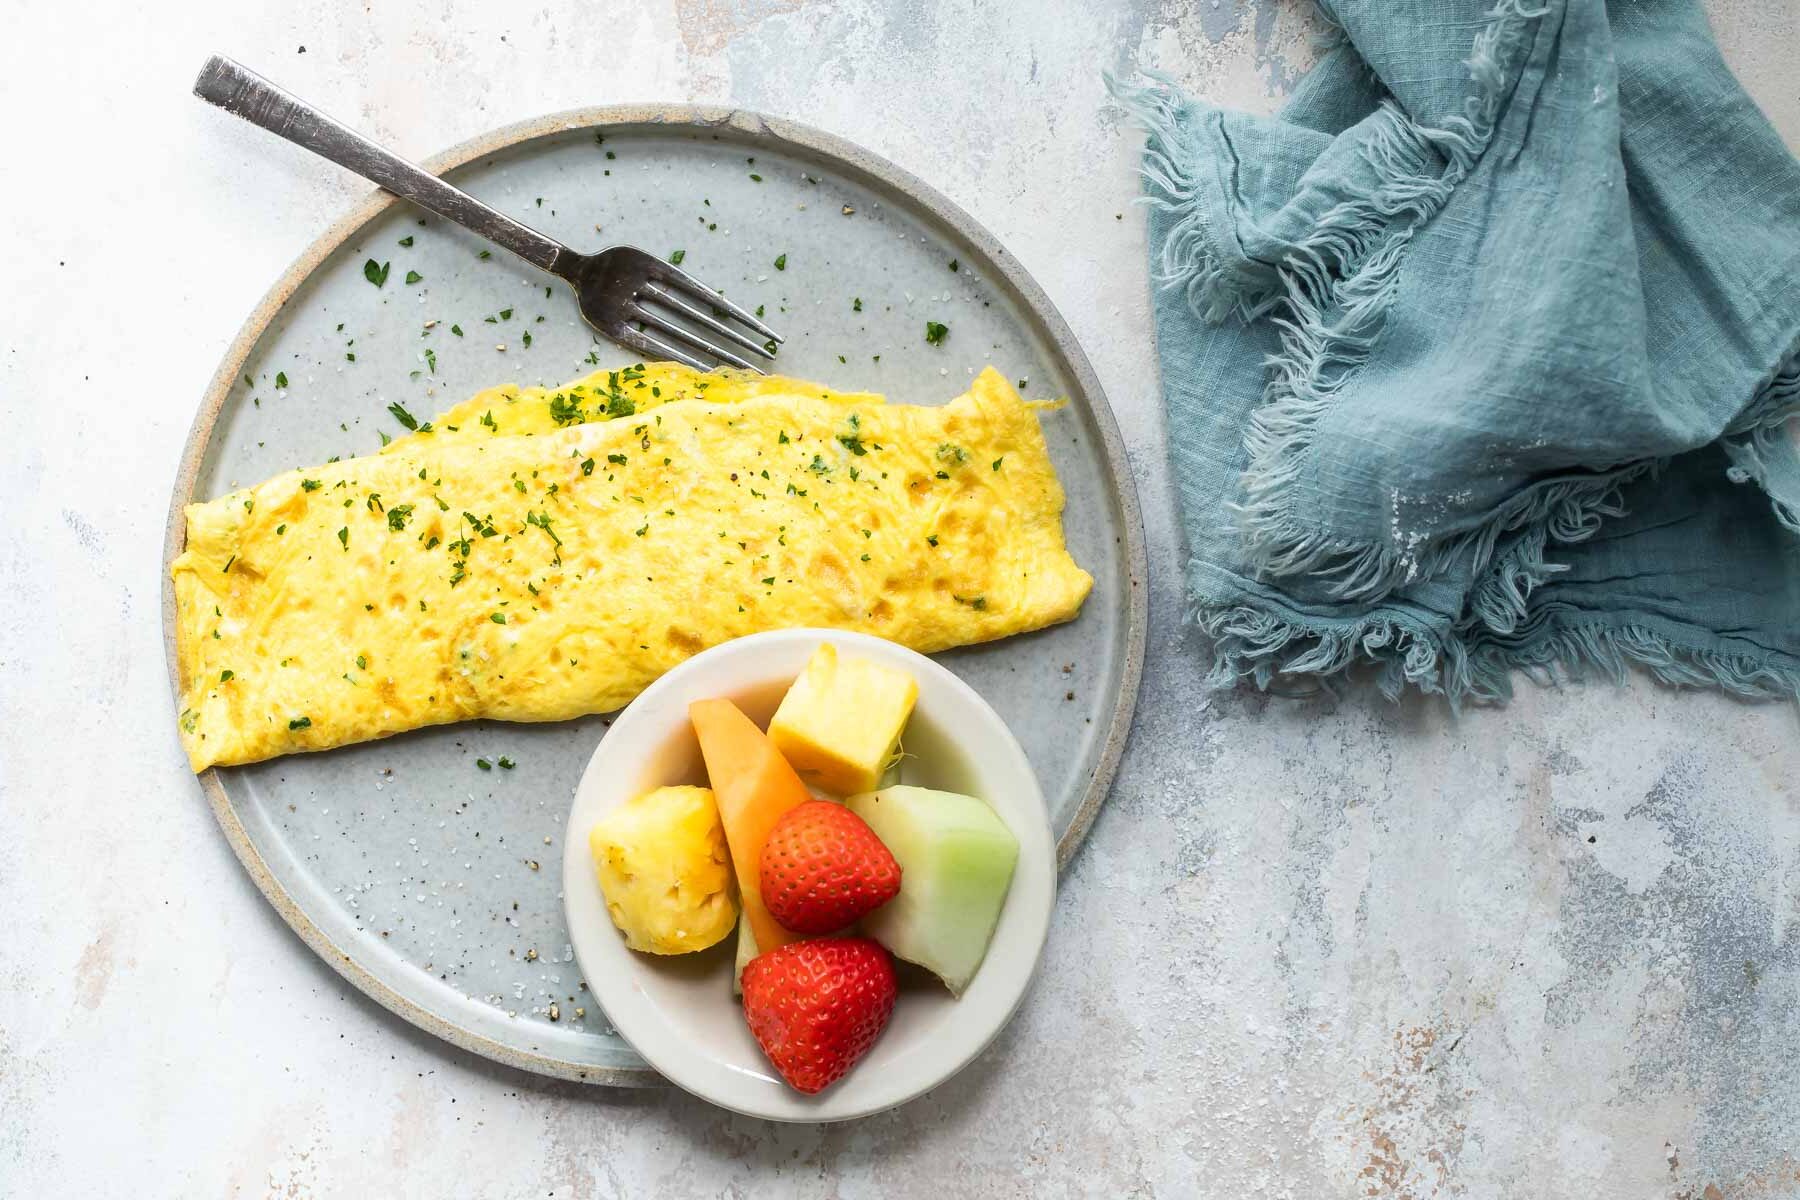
[760,800,902,934]
[741,937,897,1093]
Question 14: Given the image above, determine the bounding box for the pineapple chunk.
[768,643,919,797]
[589,785,738,955]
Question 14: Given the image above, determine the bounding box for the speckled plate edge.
[162,104,1148,1086]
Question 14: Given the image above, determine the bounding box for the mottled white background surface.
[3,1,1798,1197]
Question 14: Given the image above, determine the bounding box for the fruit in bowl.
[586,785,737,955]
[586,641,1021,1095]
[848,786,1019,997]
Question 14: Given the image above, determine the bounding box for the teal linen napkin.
[1116,0,1800,702]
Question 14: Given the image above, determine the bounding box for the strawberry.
[760,800,902,934]
[741,937,897,1093]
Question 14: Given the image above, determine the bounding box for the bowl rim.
[562,628,1058,1121]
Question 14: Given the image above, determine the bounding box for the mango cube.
[589,785,738,955]
[768,643,919,797]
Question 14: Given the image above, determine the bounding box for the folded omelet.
[380,361,882,447]
[171,365,1091,771]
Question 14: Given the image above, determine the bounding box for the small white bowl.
[561,628,1056,1121]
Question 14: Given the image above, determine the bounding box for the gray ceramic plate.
[164,106,1146,1084]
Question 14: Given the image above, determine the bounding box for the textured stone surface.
[2,1,1797,1196]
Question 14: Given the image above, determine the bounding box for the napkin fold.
[1116,0,1800,702]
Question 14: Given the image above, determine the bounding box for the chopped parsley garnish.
[363,259,390,287]
[476,757,492,770]
[521,331,532,349]
[949,258,960,272]
[478,249,491,260]
[499,307,513,320]
[774,253,787,271]
[749,172,763,182]
[398,235,414,247]
[221,555,235,574]
[336,527,348,549]
[387,401,420,431]
[526,511,561,545]
[836,413,869,456]
[761,576,775,585]
[936,443,969,467]
[635,524,648,537]
[219,670,234,682]
[355,655,368,669]
[548,393,585,425]
[954,594,988,610]
[580,457,595,476]
[386,504,414,531]
[451,323,464,337]
[480,410,497,430]
[275,371,288,389]
[809,455,830,475]
[405,270,423,285]
[490,612,506,624]
[424,347,436,374]
[603,374,637,417]
[301,478,321,491]
[289,716,312,730]
[607,453,628,466]
[778,430,790,444]
[927,535,939,547]
[498,756,515,770]
[853,297,862,312]
[669,249,686,265]
[925,321,948,345]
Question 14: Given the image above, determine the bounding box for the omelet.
[380,361,881,447]
[170,366,1091,771]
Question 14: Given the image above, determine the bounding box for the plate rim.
[162,102,1148,1087]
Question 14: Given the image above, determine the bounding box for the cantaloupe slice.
[690,698,810,957]
[846,786,1018,996]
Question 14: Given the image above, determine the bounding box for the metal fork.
[193,55,781,372]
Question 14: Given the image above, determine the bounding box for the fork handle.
[195,55,578,277]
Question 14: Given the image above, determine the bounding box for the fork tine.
[651,262,784,343]
[629,305,759,371]
[641,282,775,360]
[617,326,713,372]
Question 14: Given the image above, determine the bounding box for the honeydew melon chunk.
[732,914,758,996]
[845,785,1018,996]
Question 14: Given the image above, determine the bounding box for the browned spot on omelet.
[665,627,705,655]
[374,677,409,712]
